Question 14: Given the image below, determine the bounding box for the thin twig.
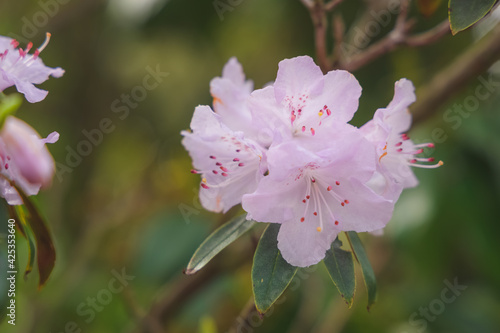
[227,297,259,333]
[332,14,345,67]
[309,2,330,73]
[412,23,500,125]
[324,0,344,12]
[341,18,449,72]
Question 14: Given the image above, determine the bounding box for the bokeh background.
[0,0,500,332]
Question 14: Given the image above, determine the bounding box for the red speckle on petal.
[313,212,317,216]
[220,166,229,172]
[238,163,245,167]
[306,195,310,199]
[341,202,345,207]
[302,199,306,203]
[310,128,315,136]
[327,186,332,191]
[222,173,229,177]
[336,181,340,186]
[300,217,305,222]
[210,155,216,159]
[302,126,306,132]
[233,158,240,162]
[335,221,339,225]
[326,109,331,116]
[201,183,209,189]
[344,200,349,204]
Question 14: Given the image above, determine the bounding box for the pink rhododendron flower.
[0,116,59,205]
[248,56,362,141]
[0,33,64,103]
[182,105,265,213]
[360,79,443,190]
[242,124,394,267]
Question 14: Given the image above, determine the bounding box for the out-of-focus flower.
[182,106,265,213]
[0,33,64,103]
[0,116,58,205]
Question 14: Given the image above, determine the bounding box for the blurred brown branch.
[300,0,500,125]
[412,23,500,125]
[300,0,451,73]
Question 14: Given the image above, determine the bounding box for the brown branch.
[303,1,330,73]
[332,14,345,67]
[406,20,451,47]
[341,18,450,72]
[411,23,500,125]
[227,297,259,333]
[324,0,344,12]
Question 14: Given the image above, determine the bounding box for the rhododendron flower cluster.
[182,56,442,267]
[0,33,62,205]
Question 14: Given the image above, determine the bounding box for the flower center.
[299,171,348,233]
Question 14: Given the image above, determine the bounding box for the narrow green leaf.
[323,238,356,307]
[252,224,298,313]
[346,231,377,310]
[12,206,36,279]
[185,214,256,275]
[449,0,497,35]
[12,184,56,289]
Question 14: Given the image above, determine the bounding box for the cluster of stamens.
[191,148,248,190]
[299,175,349,233]
[0,33,52,69]
[381,133,444,169]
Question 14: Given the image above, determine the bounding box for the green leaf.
[449,0,497,35]
[252,224,298,313]
[323,238,356,307]
[346,231,377,310]
[12,206,36,279]
[12,184,56,289]
[185,214,256,275]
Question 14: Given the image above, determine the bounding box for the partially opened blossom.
[0,33,64,103]
[182,105,265,213]
[360,79,443,190]
[248,56,362,141]
[0,116,59,205]
[242,124,394,267]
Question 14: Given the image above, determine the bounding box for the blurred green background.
[0,0,499,332]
